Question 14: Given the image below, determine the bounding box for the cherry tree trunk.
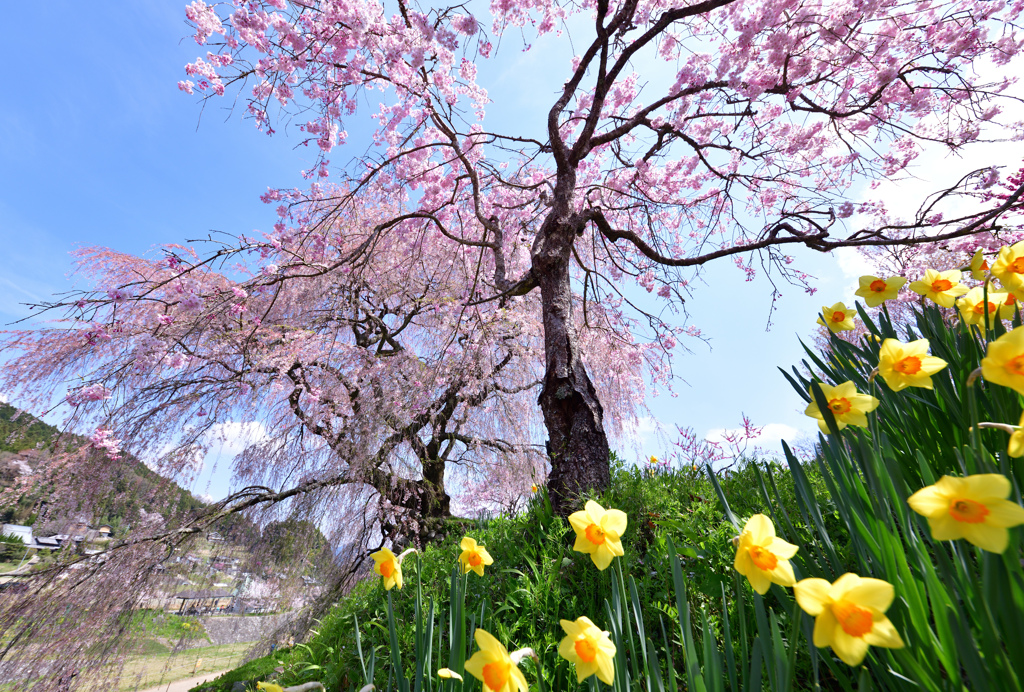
[534,212,611,516]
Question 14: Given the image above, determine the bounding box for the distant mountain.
[0,402,241,539]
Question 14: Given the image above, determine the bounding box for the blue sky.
[3,2,1020,502]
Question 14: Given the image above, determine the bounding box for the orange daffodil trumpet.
[907,474,1024,553]
[458,536,494,576]
[464,629,530,692]
[817,302,856,332]
[981,325,1024,395]
[569,500,627,570]
[876,339,947,392]
[908,268,968,307]
[804,381,880,434]
[558,616,616,685]
[854,275,906,307]
[733,514,798,594]
[794,573,904,666]
[370,547,417,590]
[958,286,1007,327]
[990,240,1024,297]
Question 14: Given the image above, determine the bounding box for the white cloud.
[0,392,8,404]
[200,421,270,468]
[705,422,801,446]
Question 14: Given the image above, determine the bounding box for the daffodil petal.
[907,485,948,518]
[475,628,507,657]
[844,579,895,612]
[769,560,796,588]
[568,511,591,534]
[831,630,871,666]
[573,534,596,554]
[748,569,772,595]
[744,514,775,544]
[584,500,606,524]
[601,509,627,537]
[928,513,967,541]
[596,651,615,685]
[961,523,1010,553]
[592,546,614,571]
[983,498,1024,528]
[511,665,528,692]
[812,606,837,647]
[767,537,799,559]
[863,616,904,650]
[795,578,832,616]
[829,573,862,600]
[606,538,625,557]
[964,474,1012,499]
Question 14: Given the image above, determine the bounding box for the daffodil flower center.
[1004,355,1024,376]
[748,545,778,571]
[482,660,511,691]
[869,279,887,293]
[828,397,852,415]
[832,600,874,638]
[981,260,990,270]
[574,636,598,663]
[894,356,922,374]
[1007,294,1017,306]
[949,498,990,524]
[1010,257,1024,273]
[585,523,607,545]
[467,551,483,567]
[831,311,846,322]
[931,279,953,292]
[972,301,997,315]
[380,561,394,578]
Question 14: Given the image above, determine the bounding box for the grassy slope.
[191,457,842,692]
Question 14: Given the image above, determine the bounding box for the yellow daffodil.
[854,276,906,307]
[1008,413,1024,458]
[804,381,880,434]
[876,338,948,391]
[908,268,968,307]
[438,669,464,682]
[970,248,991,280]
[981,325,1024,395]
[733,514,798,594]
[958,286,1006,327]
[256,683,284,692]
[817,302,856,332]
[558,616,616,685]
[370,547,403,590]
[531,484,538,493]
[999,290,1018,319]
[464,629,529,692]
[568,500,627,570]
[794,573,904,666]
[458,536,494,577]
[990,241,1024,294]
[907,474,1024,553]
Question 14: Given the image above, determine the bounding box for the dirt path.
[133,668,234,692]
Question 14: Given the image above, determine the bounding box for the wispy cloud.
[705,422,802,446]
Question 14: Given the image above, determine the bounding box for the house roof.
[175,589,233,600]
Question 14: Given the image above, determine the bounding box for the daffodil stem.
[783,596,802,692]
